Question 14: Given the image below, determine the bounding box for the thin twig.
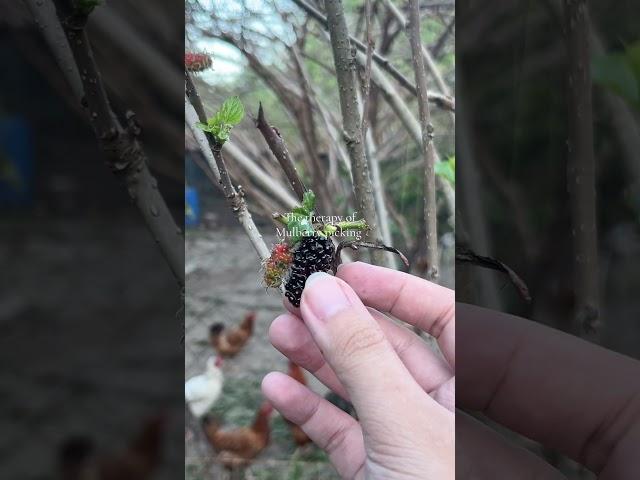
[289,46,335,213]
[255,103,307,202]
[50,0,184,287]
[455,246,532,302]
[185,96,271,262]
[431,16,454,59]
[334,241,409,273]
[360,0,374,140]
[382,0,454,113]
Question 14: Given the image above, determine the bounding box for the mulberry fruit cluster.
[284,235,335,307]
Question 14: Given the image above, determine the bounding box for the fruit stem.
[321,220,368,236]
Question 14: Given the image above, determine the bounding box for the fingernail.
[303,272,351,321]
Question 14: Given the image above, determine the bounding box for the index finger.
[337,262,455,368]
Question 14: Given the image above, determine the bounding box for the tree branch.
[48,0,184,287]
[360,0,374,141]
[185,96,271,262]
[564,0,599,338]
[255,103,307,202]
[324,0,385,266]
[407,0,438,281]
[455,245,531,302]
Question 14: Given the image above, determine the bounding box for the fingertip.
[261,371,289,402]
[262,371,305,412]
[269,313,306,352]
[336,260,369,279]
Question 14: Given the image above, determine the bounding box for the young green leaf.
[195,97,245,144]
[291,206,309,216]
[219,96,245,125]
[302,190,316,214]
[286,213,314,243]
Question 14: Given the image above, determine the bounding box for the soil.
[185,227,338,480]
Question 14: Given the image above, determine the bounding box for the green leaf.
[302,190,316,214]
[286,212,314,243]
[219,96,245,125]
[196,97,245,144]
[291,206,308,216]
[592,52,638,104]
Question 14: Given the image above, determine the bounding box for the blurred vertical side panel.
[457,0,640,478]
[0,1,184,479]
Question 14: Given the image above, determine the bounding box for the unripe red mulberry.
[185,52,212,72]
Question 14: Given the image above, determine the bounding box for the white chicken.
[185,356,224,418]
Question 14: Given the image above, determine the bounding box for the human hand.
[261,262,455,479]
[456,304,640,479]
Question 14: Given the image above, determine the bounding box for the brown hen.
[209,311,255,357]
[202,401,273,469]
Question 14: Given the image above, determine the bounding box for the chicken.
[202,401,273,469]
[58,413,166,480]
[209,311,255,357]
[287,361,313,447]
[185,355,224,418]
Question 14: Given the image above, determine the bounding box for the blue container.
[0,116,33,206]
[185,185,200,227]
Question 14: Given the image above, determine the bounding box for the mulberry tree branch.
[46,0,184,287]
[564,0,600,338]
[360,0,374,141]
[185,96,271,262]
[255,103,307,202]
[324,0,385,266]
[407,0,439,281]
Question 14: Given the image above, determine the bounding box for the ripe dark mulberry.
[284,236,335,307]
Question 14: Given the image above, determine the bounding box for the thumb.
[299,272,426,421]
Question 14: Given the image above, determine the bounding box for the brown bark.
[564,0,599,338]
[255,104,307,202]
[52,1,184,287]
[407,0,439,281]
[324,0,385,265]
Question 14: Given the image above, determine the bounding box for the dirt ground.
[185,226,339,479]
